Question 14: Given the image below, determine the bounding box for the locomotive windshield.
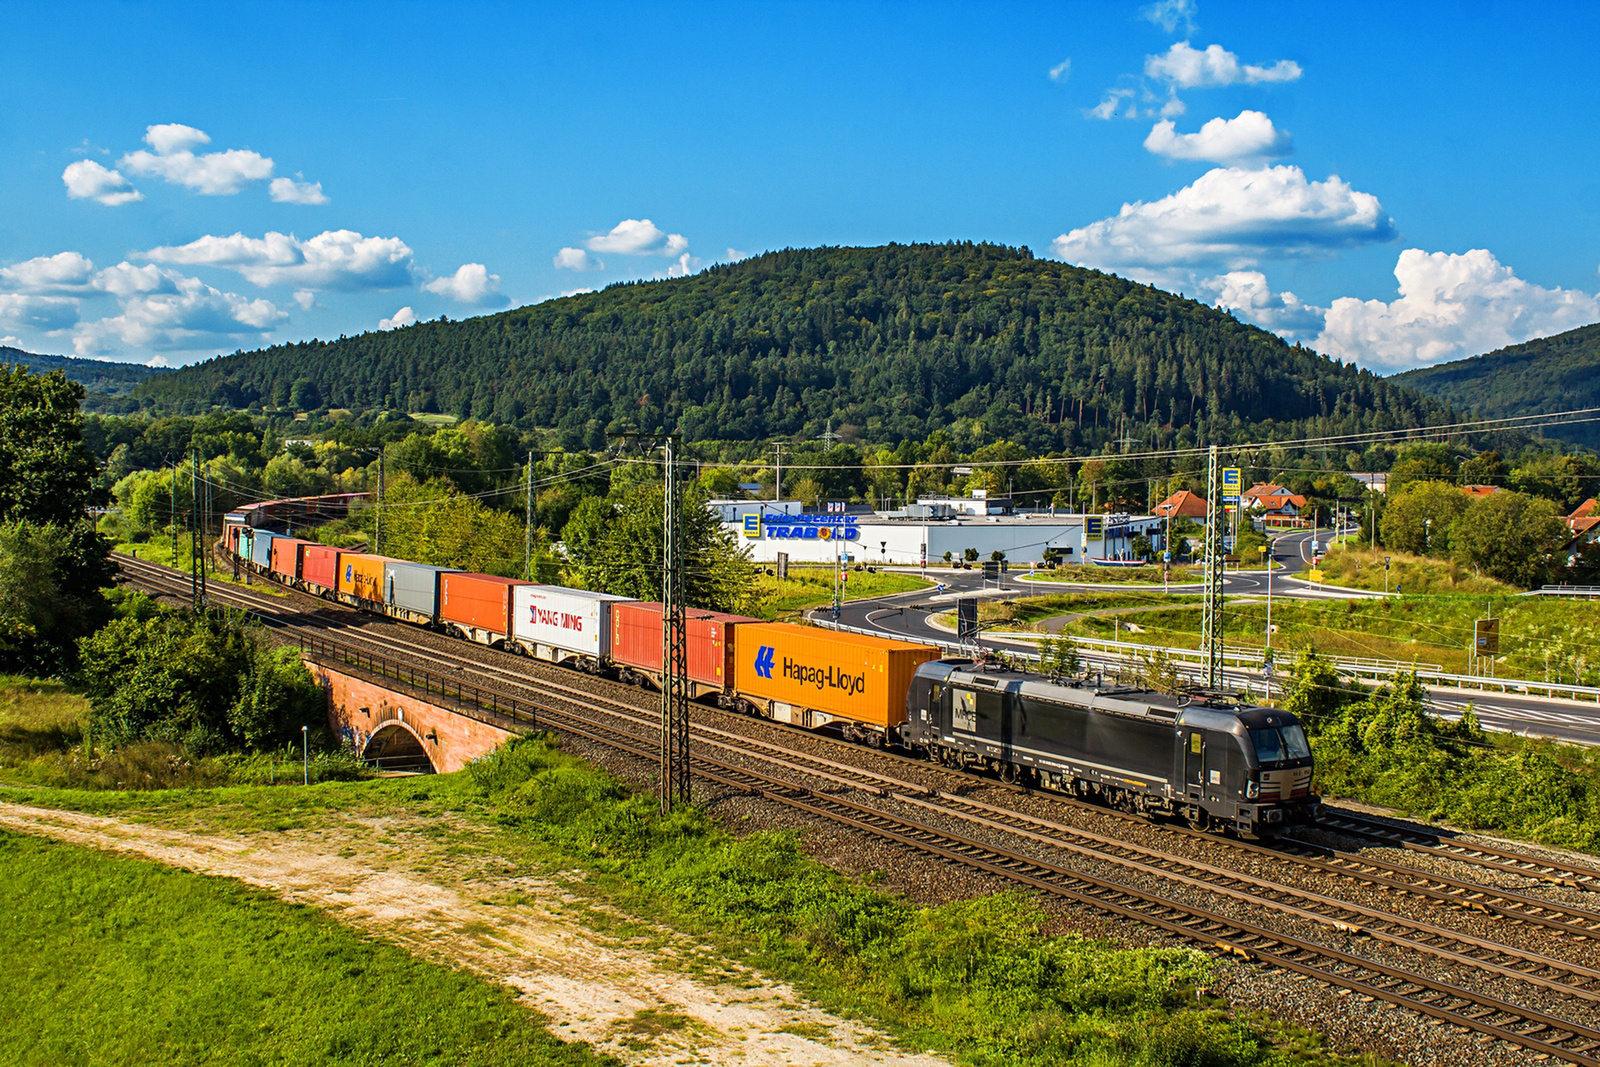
[1250,724,1311,764]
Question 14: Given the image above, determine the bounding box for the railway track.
[118,554,1600,1065]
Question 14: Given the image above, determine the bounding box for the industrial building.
[712,494,1166,567]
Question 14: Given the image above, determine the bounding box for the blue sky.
[3,1,1598,372]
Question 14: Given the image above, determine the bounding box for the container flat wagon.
[729,623,939,744]
[269,536,313,582]
[336,552,395,606]
[511,585,631,667]
[249,529,277,570]
[610,602,757,697]
[383,561,458,626]
[299,544,341,596]
[440,573,527,647]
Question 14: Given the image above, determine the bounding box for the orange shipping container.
[440,572,526,639]
[337,553,394,602]
[731,623,938,729]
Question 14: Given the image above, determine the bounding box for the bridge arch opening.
[362,723,436,774]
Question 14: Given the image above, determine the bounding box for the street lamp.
[1384,555,1391,595]
[301,724,309,785]
[1259,542,1272,656]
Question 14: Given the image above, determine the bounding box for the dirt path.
[0,801,947,1067]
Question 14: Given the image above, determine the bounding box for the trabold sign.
[742,513,860,541]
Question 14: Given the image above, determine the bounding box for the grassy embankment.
[0,676,1375,1067]
[1309,542,1513,595]
[0,831,607,1067]
[754,565,931,619]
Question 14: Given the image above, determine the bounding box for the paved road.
[819,546,1600,747]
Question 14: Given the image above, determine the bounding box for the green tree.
[1378,479,1468,555]
[1508,452,1600,511]
[289,377,321,411]
[562,482,758,613]
[0,367,115,672]
[370,473,528,577]
[77,594,322,751]
[0,365,103,525]
[1449,491,1569,587]
[1385,443,1459,498]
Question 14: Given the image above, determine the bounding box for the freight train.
[221,519,1317,835]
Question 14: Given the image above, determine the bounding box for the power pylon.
[659,434,690,810]
[1200,444,1224,689]
[189,449,207,611]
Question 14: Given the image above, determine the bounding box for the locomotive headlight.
[1246,777,1260,799]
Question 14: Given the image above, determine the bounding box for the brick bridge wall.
[305,658,517,773]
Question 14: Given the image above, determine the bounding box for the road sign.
[1222,467,1242,501]
[1307,568,1324,582]
[1474,618,1500,654]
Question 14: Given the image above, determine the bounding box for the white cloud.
[422,263,506,306]
[559,287,596,298]
[1145,42,1301,88]
[554,247,602,271]
[1314,249,1600,372]
[662,253,701,278]
[1203,270,1326,340]
[140,229,415,290]
[1144,110,1291,163]
[120,123,274,195]
[269,177,329,205]
[1052,165,1394,271]
[1142,0,1197,34]
[585,219,688,257]
[94,262,173,296]
[0,336,22,349]
[725,248,750,262]
[71,274,285,355]
[379,307,418,331]
[0,252,98,293]
[1049,59,1071,82]
[142,123,210,154]
[293,290,316,310]
[61,160,143,205]
[1088,89,1137,120]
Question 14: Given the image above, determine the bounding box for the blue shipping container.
[251,529,276,568]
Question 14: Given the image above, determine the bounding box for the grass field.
[0,830,606,1067]
[111,539,289,596]
[753,565,931,619]
[1311,543,1513,595]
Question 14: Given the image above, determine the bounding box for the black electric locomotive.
[902,660,1317,836]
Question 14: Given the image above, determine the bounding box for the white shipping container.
[512,584,632,659]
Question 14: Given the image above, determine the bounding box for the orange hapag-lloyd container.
[439,572,526,641]
[731,622,939,730]
[337,552,394,603]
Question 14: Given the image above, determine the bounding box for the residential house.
[1153,489,1208,520]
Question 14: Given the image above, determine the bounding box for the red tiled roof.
[1154,489,1208,518]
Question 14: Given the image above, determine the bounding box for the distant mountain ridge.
[135,242,1446,449]
[1392,322,1600,449]
[2,347,163,397]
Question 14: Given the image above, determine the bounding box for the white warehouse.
[717,502,1165,567]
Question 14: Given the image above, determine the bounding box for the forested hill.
[136,243,1445,450]
[1393,323,1600,449]
[3,347,162,396]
